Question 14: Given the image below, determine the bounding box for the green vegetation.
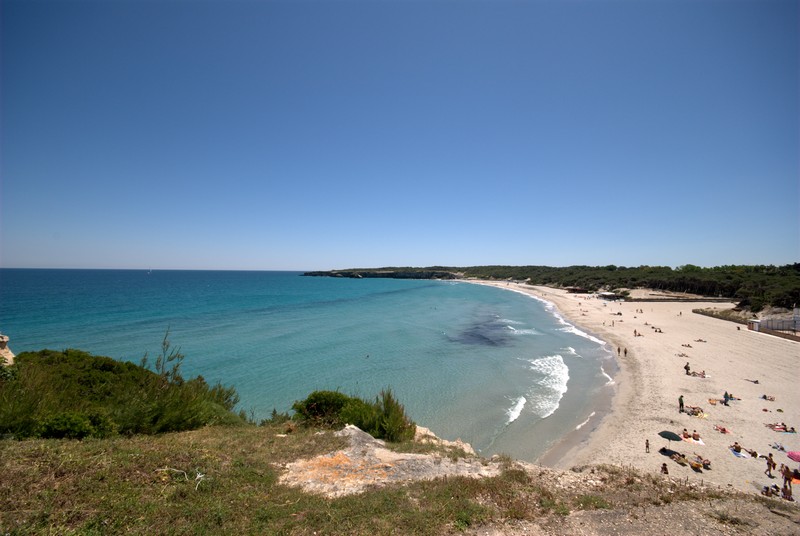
[459,264,800,311]
[2,348,795,534]
[310,264,800,311]
[0,334,245,439]
[292,388,416,442]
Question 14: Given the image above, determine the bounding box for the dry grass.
[1,425,797,535]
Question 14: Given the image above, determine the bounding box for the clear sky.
[1,0,797,271]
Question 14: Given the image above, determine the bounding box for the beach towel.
[730,448,749,458]
[683,437,705,445]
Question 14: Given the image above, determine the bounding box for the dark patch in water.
[452,319,513,347]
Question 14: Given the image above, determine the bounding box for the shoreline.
[464,281,622,468]
[467,281,800,495]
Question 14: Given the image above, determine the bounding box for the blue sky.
[1,0,797,270]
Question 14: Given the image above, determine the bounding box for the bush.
[291,390,352,426]
[340,397,379,435]
[38,412,95,439]
[0,345,246,439]
[86,410,119,438]
[374,389,416,442]
[260,408,291,426]
[292,388,416,443]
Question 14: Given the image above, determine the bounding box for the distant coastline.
[302,264,800,312]
[303,269,459,280]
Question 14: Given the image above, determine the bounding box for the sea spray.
[506,396,527,424]
[527,354,569,418]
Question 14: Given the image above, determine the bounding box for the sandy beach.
[472,281,799,496]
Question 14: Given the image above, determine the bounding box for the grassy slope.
[2,423,798,535]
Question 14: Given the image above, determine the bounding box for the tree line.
[332,264,800,312]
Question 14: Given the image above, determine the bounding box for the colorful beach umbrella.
[787,451,800,463]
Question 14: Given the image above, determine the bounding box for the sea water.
[0,269,614,461]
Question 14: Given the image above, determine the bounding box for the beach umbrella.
[787,451,800,463]
[659,430,682,446]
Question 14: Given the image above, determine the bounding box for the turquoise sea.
[0,269,614,461]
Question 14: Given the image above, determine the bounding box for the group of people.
[670,360,796,501]
[766,422,796,433]
[762,461,795,501]
[682,428,701,441]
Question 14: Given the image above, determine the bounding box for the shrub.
[0,343,246,439]
[292,388,416,443]
[340,397,379,434]
[260,409,291,426]
[38,412,95,439]
[291,390,352,426]
[86,410,119,438]
[374,389,416,442]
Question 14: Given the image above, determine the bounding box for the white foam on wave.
[564,346,577,356]
[500,318,524,325]
[506,396,527,424]
[528,354,570,419]
[557,323,606,346]
[600,364,615,385]
[512,329,539,335]
[476,284,603,346]
[576,411,596,430]
[506,326,538,335]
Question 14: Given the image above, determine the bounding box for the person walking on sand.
[684,362,691,375]
[645,439,650,453]
[766,453,775,478]
[678,395,684,413]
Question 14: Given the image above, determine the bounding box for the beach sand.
[472,281,799,495]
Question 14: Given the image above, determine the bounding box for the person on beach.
[782,464,793,490]
[684,362,691,375]
[766,453,776,477]
[661,463,669,475]
[682,428,690,439]
[624,347,628,357]
[678,395,684,413]
[692,430,700,441]
[645,439,649,453]
[730,442,742,453]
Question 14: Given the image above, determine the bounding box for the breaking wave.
[600,364,615,385]
[527,354,569,418]
[506,396,527,424]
